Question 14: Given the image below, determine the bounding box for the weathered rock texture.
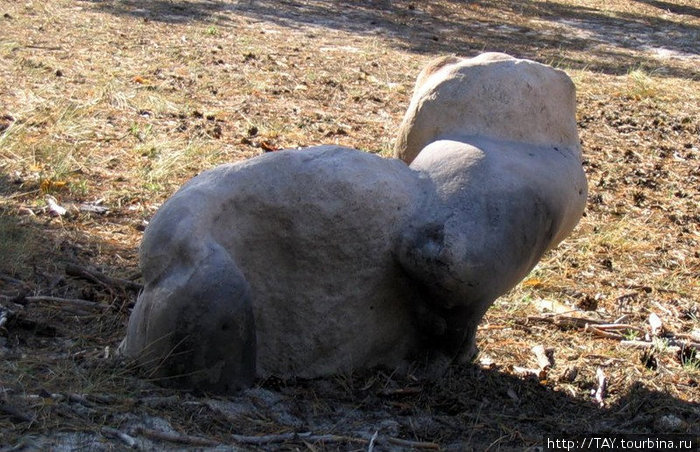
[121,147,433,391]
[395,52,581,166]
[120,53,587,393]
[393,53,587,362]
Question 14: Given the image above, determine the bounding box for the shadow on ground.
[84,0,699,79]
[427,365,699,443]
[258,363,700,448]
[633,0,700,18]
[0,174,138,357]
[1,330,698,449]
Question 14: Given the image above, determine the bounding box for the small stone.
[654,414,686,432]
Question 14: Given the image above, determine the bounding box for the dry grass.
[0,0,698,449]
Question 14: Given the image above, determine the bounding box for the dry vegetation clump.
[0,0,698,450]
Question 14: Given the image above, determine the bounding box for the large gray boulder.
[120,147,433,392]
[120,53,587,392]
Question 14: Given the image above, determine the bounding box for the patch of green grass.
[69,178,90,197]
[682,355,700,370]
[623,329,640,341]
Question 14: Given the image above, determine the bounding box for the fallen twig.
[0,402,34,423]
[85,393,118,404]
[101,426,139,449]
[620,339,699,351]
[585,324,625,339]
[0,308,10,330]
[24,295,101,310]
[384,436,440,449]
[527,314,608,329]
[68,393,96,407]
[65,263,143,292]
[589,323,645,335]
[0,294,98,316]
[613,315,630,324]
[378,386,422,397]
[231,432,309,445]
[593,368,606,408]
[228,432,364,446]
[368,431,379,452]
[23,44,65,51]
[134,427,219,447]
[138,395,181,408]
[568,313,700,351]
[231,430,440,449]
[0,273,30,288]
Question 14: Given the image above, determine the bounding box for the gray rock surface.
[121,146,431,389]
[394,53,587,362]
[120,53,587,392]
[397,137,587,363]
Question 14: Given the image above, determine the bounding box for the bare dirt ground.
[0,0,698,450]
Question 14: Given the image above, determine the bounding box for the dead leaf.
[40,179,68,193]
[522,278,544,287]
[132,76,152,85]
[532,344,554,369]
[45,195,67,216]
[534,298,573,314]
[260,141,279,152]
[648,313,663,336]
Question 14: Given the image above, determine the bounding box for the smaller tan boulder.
[395,52,581,165]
